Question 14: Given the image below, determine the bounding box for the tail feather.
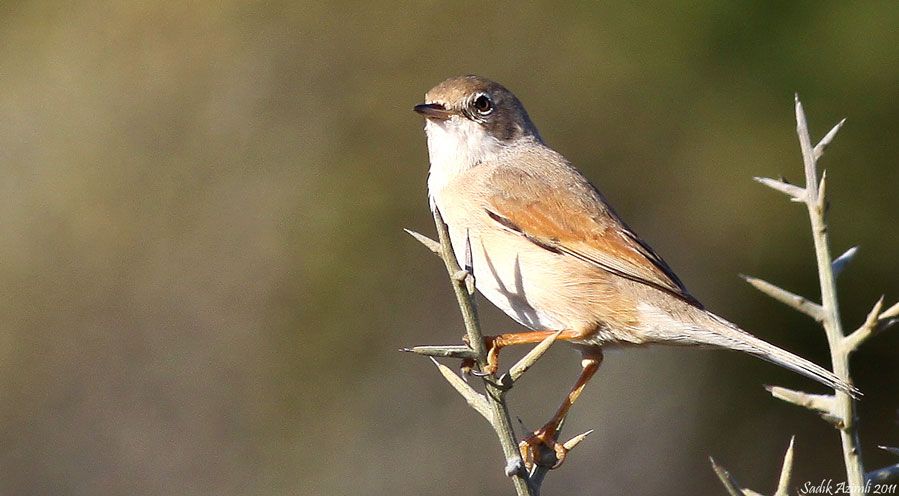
[698,313,861,398]
[637,302,861,398]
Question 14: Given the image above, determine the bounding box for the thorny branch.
[404,209,591,495]
[715,98,897,494]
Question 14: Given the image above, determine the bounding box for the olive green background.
[1,2,897,495]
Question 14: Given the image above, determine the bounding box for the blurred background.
[1,2,897,495]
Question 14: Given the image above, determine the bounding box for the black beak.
[414,103,453,121]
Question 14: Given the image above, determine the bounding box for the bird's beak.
[414,102,453,121]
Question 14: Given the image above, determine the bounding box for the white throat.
[425,116,504,208]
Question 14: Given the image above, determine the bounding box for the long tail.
[641,304,861,398]
[698,312,861,398]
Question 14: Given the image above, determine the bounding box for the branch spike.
[817,169,828,210]
[740,274,823,321]
[710,457,747,496]
[505,330,562,384]
[794,95,819,203]
[775,436,796,496]
[753,176,807,201]
[402,344,477,359]
[404,228,441,255]
[429,357,492,422]
[879,446,899,457]
[765,385,841,427]
[814,118,846,160]
[562,429,594,451]
[844,296,885,353]
[831,246,859,278]
[880,301,899,320]
[865,296,885,325]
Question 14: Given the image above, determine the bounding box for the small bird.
[413,75,858,468]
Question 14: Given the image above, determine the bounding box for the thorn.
[880,301,899,320]
[817,170,827,209]
[562,429,594,451]
[429,357,492,422]
[867,296,885,325]
[765,385,842,427]
[844,296,885,353]
[878,446,899,457]
[831,246,859,278]
[753,176,807,201]
[775,436,796,496]
[507,330,562,383]
[404,228,441,255]
[710,457,746,496]
[741,274,823,321]
[814,118,846,160]
[404,344,478,359]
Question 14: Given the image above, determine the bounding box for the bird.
[413,75,859,468]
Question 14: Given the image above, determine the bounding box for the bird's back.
[434,141,696,342]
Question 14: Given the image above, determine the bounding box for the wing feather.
[484,166,698,305]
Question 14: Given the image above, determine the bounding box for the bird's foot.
[519,425,567,470]
[460,335,501,375]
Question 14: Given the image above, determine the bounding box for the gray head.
[414,75,541,144]
[414,76,543,196]
[414,75,541,143]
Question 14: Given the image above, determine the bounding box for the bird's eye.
[472,94,493,115]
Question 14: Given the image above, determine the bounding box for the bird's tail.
[641,304,861,398]
[698,312,860,398]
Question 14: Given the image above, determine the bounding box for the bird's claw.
[519,427,567,470]
[459,357,475,376]
[460,334,501,376]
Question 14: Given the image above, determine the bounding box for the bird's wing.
[484,167,696,304]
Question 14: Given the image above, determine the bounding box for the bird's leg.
[520,348,603,469]
[467,330,585,375]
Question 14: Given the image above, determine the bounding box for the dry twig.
[726,96,896,495]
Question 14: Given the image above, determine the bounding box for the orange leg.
[477,329,586,375]
[520,348,603,469]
